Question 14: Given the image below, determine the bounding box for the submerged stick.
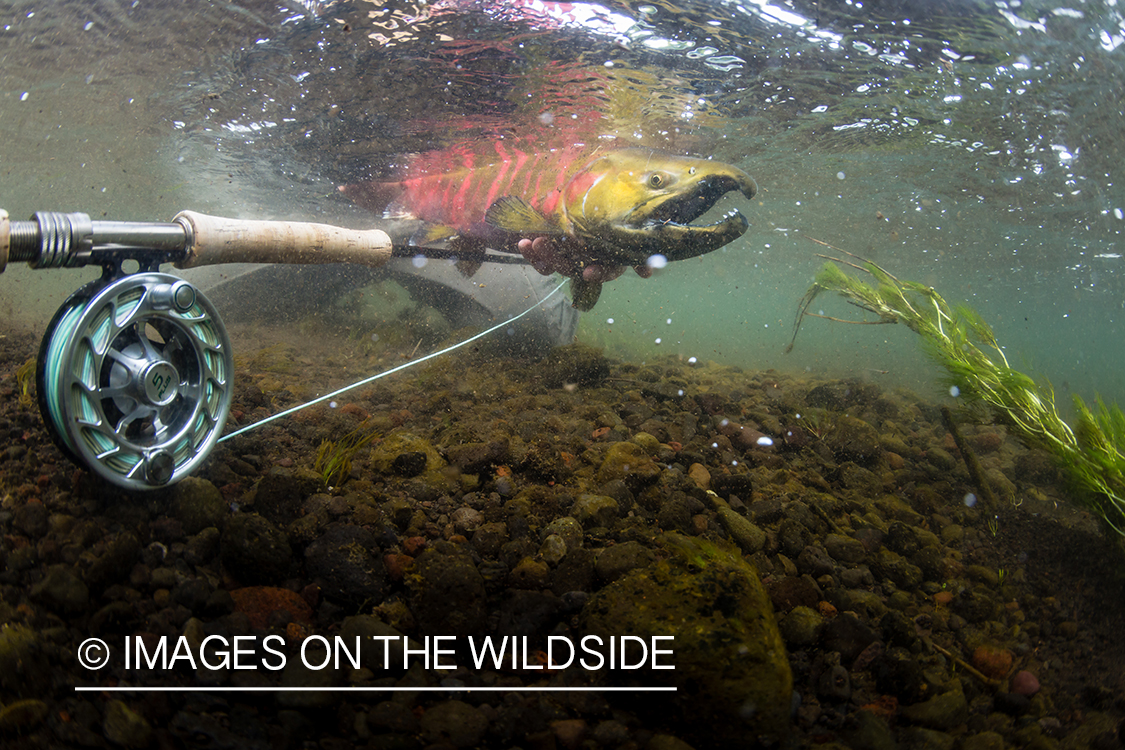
[941,406,996,507]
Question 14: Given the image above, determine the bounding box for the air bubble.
[607,318,614,324]
[963,493,977,507]
[949,385,960,397]
[654,338,662,344]
[757,436,774,447]
[412,254,427,269]
[837,171,845,180]
[646,254,668,269]
[329,401,338,409]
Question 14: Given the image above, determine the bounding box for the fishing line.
[219,279,568,442]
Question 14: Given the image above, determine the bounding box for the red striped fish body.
[345,140,597,242]
[341,141,757,308]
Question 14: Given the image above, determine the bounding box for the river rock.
[173,477,228,534]
[779,605,823,648]
[253,467,322,526]
[900,682,969,730]
[31,565,89,614]
[420,700,489,747]
[0,699,48,732]
[595,541,655,583]
[581,533,791,745]
[571,494,620,528]
[220,514,292,584]
[406,541,487,635]
[825,415,883,464]
[824,533,866,565]
[716,505,766,554]
[339,616,415,671]
[371,432,445,474]
[103,700,152,749]
[84,531,141,593]
[13,501,48,537]
[0,624,49,696]
[596,442,661,488]
[304,525,388,604]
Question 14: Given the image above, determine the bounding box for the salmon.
[341,142,757,309]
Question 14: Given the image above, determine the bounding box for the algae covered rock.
[539,343,609,388]
[305,525,389,605]
[596,441,661,488]
[172,476,228,534]
[0,624,50,696]
[220,514,293,584]
[406,541,487,635]
[371,432,446,475]
[580,533,792,744]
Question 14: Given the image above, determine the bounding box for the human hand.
[517,237,653,282]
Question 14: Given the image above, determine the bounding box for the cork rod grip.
[174,210,393,269]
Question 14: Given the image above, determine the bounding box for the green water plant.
[15,356,35,408]
[313,421,381,487]
[786,243,1125,537]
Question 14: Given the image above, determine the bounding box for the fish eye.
[647,173,666,189]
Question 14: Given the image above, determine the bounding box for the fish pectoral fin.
[412,223,460,246]
[450,236,486,278]
[485,197,561,234]
[569,277,603,311]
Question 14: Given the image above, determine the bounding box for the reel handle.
[0,208,393,272]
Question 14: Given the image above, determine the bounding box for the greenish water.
[1,0,1122,411]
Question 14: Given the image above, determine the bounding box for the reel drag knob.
[38,273,234,490]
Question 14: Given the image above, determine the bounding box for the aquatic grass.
[15,356,36,408]
[313,420,382,487]
[787,242,1125,537]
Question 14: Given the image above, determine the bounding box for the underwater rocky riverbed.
[1,313,1124,750]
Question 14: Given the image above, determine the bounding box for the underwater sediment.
[0,321,1122,749]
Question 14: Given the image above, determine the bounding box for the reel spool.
[37,273,234,491]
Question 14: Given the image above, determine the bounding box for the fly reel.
[2,206,401,490]
[37,273,234,491]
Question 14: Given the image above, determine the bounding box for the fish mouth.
[612,171,758,263]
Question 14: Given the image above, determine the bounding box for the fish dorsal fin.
[485,197,562,234]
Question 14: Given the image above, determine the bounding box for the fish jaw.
[566,149,757,264]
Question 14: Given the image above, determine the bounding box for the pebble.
[571,494,620,528]
[900,684,969,730]
[103,700,152,749]
[1011,670,1041,697]
[30,565,89,614]
[687,463,711,490]
[595,541,654,583]
[172,477,228,534]
[824,533,867,564]
[13,501,48,537]
[971,645,1013,680]
[779,605,823,647]
[419,700,489,747]
[220,514,292,584]
[716,505,766,554]
[451,506,484,535]
[0,699,48,732]
[539,534,568,565]
[304,525,388,604]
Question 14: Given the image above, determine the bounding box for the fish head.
[565,148,757,264]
